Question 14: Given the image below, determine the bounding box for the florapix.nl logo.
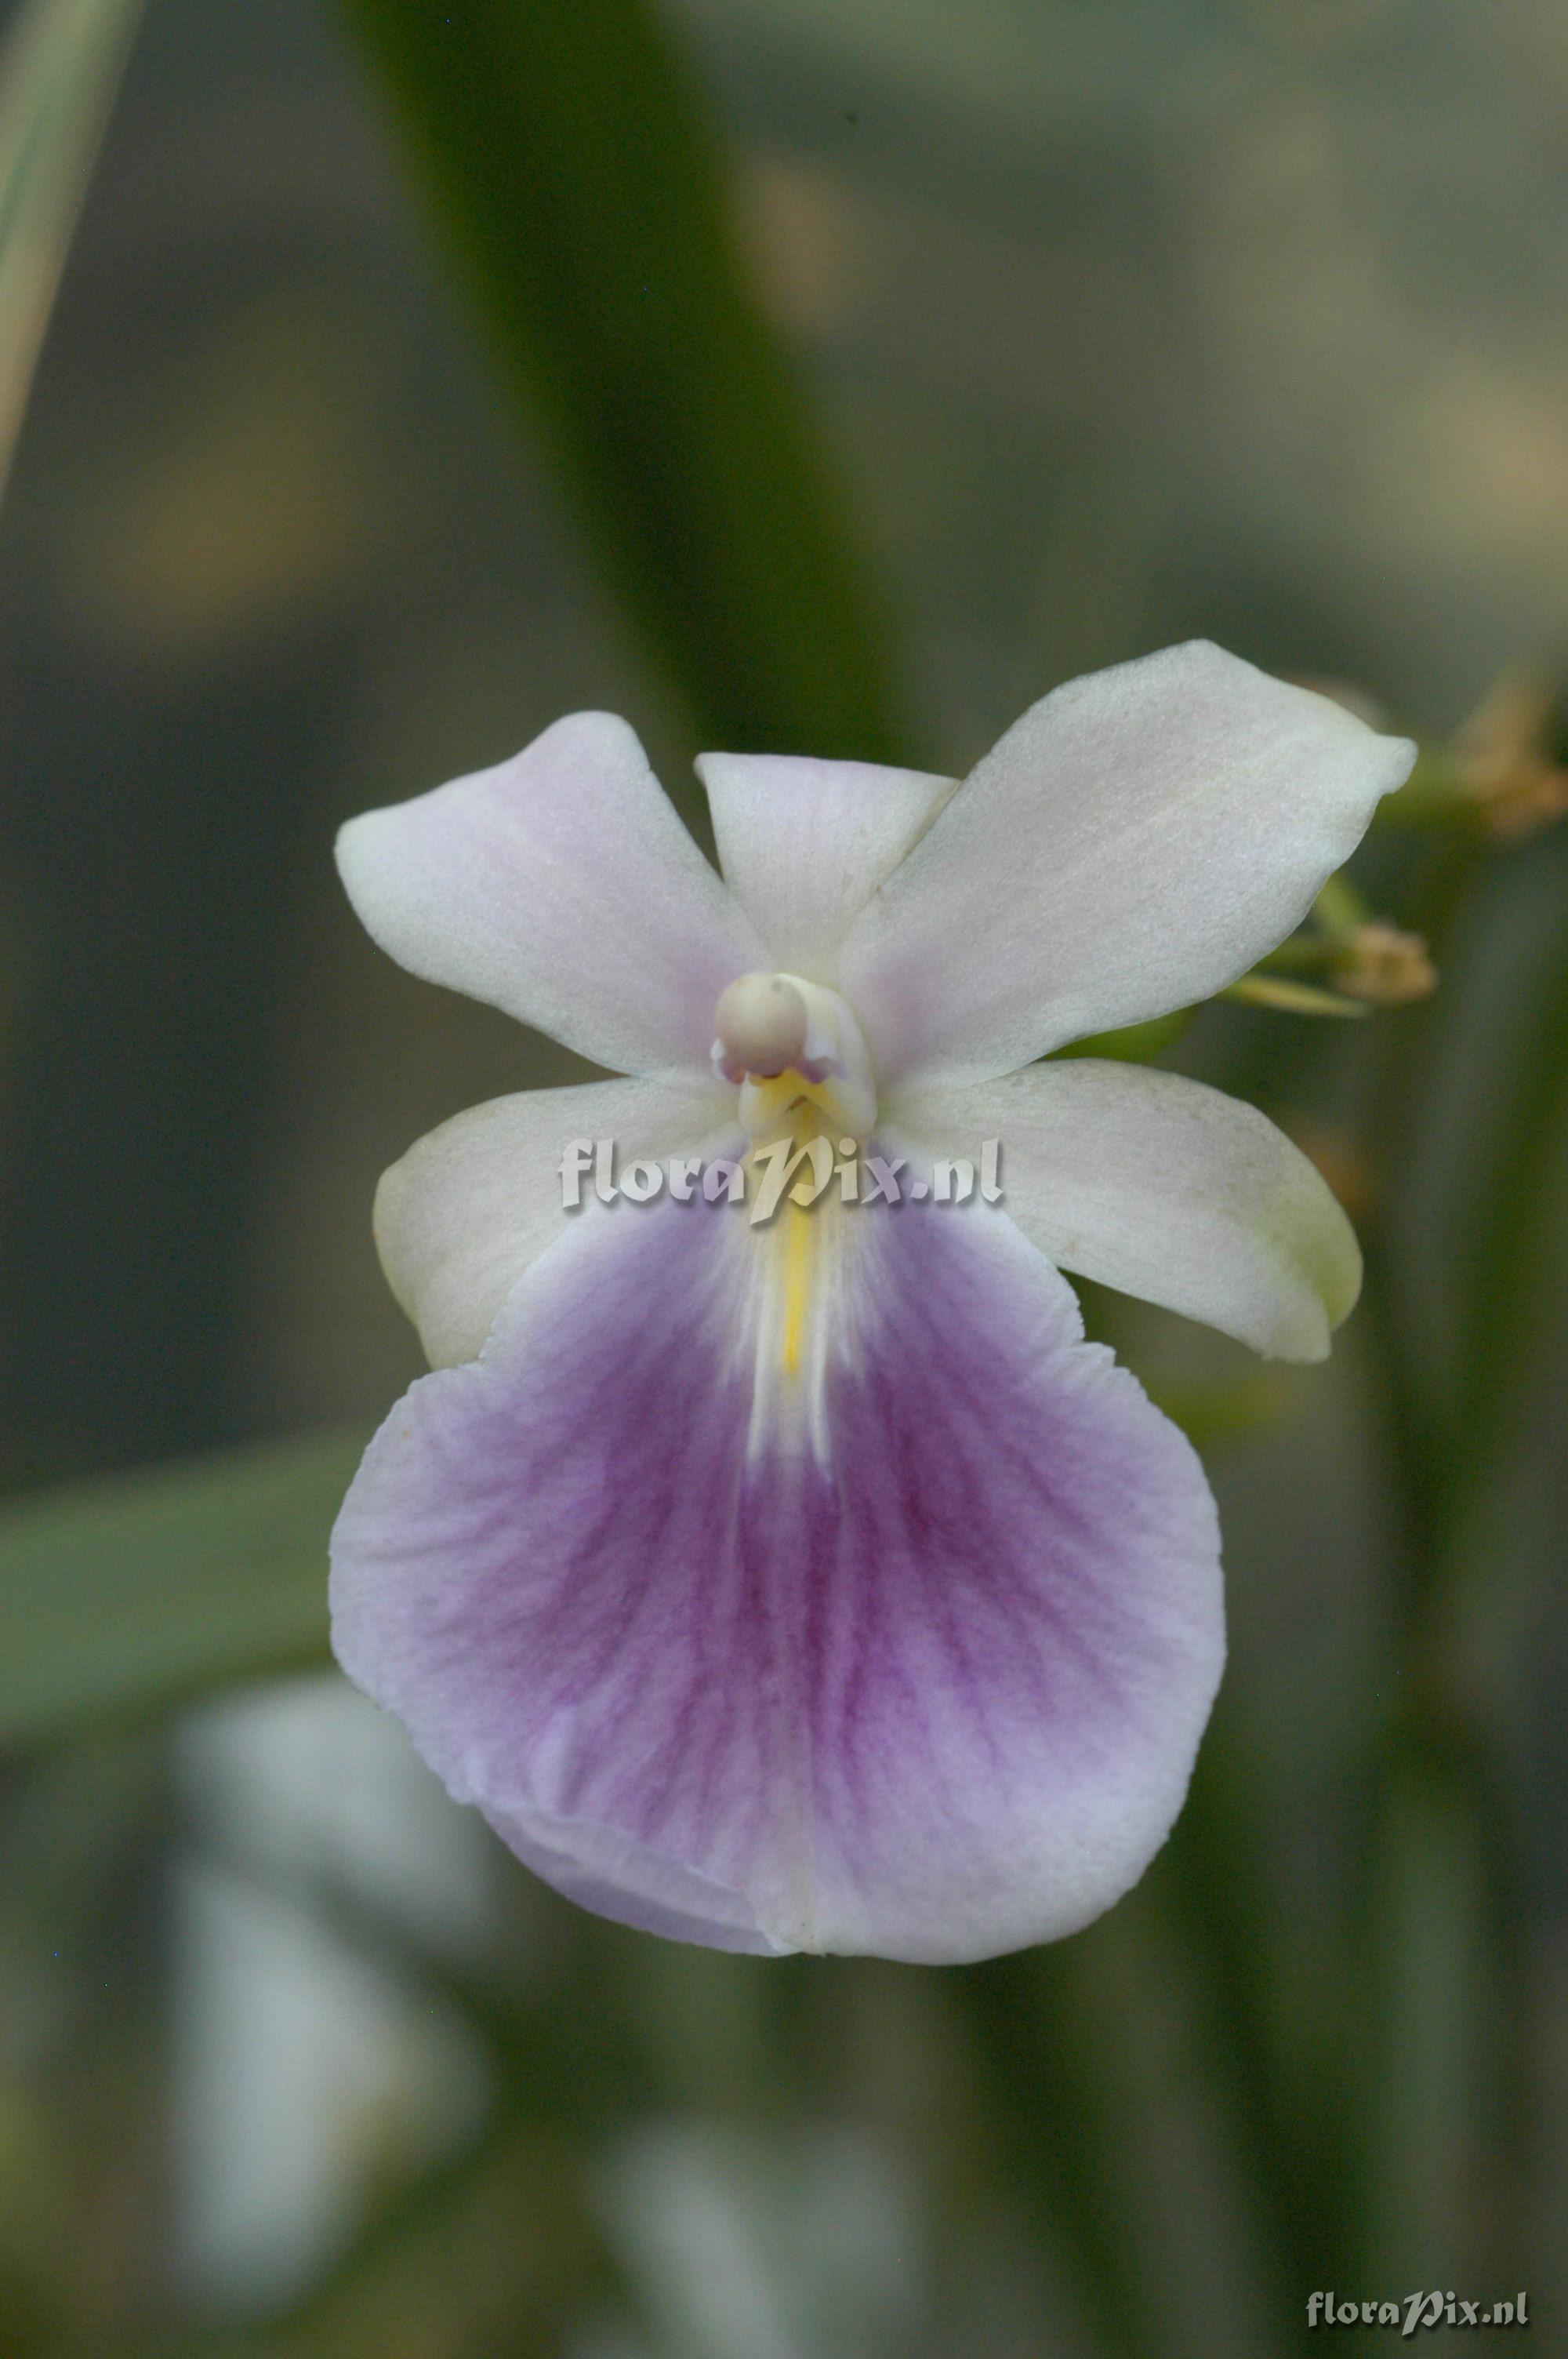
[560,1137,1004,1224]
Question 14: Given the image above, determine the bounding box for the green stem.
[1345,828,1559,2295]
[948,1947,1170,2359]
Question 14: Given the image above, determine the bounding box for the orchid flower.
[329,641,1414,1963]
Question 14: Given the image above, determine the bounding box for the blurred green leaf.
[1055,1009,1192,1063]
[336,0,912,762]
[0,1430,360,1746]
[0,0,143,509]
[1363,831,1568,1537]
[1358,1759,1493,2287]
[1450,856,1568,1492]
[1146,1371,1290,1453]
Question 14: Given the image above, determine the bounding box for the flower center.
[712,970,877,1143]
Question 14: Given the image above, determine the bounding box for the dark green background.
[1,1,1565,2350]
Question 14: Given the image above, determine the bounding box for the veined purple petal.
[330,1187,1225,1963]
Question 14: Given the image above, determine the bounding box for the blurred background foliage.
[1,0,1566,2350]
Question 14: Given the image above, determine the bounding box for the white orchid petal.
[838,642,1417,1081]
[337,714,768,1074]
[697,751,957,973]
[376,1074,736,1367]
[889,1059,1361,1360]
